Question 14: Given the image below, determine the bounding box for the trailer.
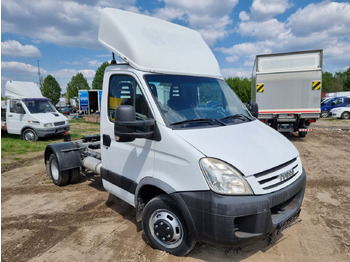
[251,50,322,137]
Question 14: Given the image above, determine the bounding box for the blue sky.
[2,0,350,96]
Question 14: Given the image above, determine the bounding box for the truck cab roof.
[98,8,221,78]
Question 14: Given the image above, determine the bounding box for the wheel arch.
[44,142,81,172]
[135,177,198,240]
[21,126,38,140]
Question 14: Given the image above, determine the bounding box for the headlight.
[65,120,69,125]
[200,158,253,195]
[44,123,53,128]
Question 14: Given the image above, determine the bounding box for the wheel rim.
[343,112,350,119]
[24,130,35,141]
[50,158,59,181]
[321,111,328,118]
[149,209,183,249]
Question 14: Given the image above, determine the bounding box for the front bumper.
[174,168,306,246]
[35,124,70,137]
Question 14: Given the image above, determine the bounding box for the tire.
[320,110,329,118]
[69,168,80,184]
[23,128,38,142]
[47,154,69,186]
[341,111,350,119]
[142,195,195,256]
[299,131,307,138]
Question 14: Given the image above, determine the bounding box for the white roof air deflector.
[98,8,222,78]
[5,81,43,99]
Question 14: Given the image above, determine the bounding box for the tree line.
[39,62,109,106]
[38,64,349,106]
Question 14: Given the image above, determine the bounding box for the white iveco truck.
[44,8,306,256]
[2,81,69,141]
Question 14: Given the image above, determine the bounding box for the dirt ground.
[1,119,350,262]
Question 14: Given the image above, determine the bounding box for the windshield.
[23,99,56,114]
[144,75,253,128]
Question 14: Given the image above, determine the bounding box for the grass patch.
[1,120,100,163]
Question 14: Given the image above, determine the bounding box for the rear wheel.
[23,128,38,142]
[299,131,307,138]
[142,195,195,256]
[47,154,69,186]
[341,111,350,119]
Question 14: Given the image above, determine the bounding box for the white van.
[44,8,306,256]
[3,81,69,141]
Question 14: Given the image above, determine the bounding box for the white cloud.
[218,42,272,64]
[2,40,41,57]
[218,0,350,77]
[287,1,350,38]
[152,0,239,45]
[2,61,46,76]
[221,67,252,79]
[250,0,291,20]
[237,19,288,40]
[1,0,139,49]
[239,11,250,22]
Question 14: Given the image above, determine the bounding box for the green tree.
[322,71,343,93]
[92,62,109,90]
[41,75,61,106]
[225,77,251,103]
[342,67,350,91]
[66,73,90,103]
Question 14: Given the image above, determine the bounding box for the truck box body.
[3,81,69,141]
[44,8,306,256]
[252,50,322,136]
[78,90,103,114]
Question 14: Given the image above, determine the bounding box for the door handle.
[103,134,111,147]
[8,115,13,117]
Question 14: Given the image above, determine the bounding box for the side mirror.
[247,102,259,118]
[114,105,155,142]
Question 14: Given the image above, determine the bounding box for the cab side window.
[108,75,150,121]
[10,101,25,114]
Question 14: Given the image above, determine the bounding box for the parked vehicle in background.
[321,96,350,117]
[2,81,69,141]
[58,105,73,115]
[330,104,350,119]
[44,8,306,256]
[251,50,322,137]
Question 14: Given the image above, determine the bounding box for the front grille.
[54,121,65,126]
[245,157,302,195]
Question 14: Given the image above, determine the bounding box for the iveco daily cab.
[3,81,69,141]
[44,8,306,256]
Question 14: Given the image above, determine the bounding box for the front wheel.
[341,111,350,119]
[23,128,38,142]
[47,154,69,186]
[321,110,329,118]
[142,195,195,256]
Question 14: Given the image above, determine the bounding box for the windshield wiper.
[220,114,253,122]
[170,118,226,127]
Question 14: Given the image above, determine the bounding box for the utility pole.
[37,60,42,87]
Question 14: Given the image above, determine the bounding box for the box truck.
[44,8,306,256]
[251,50,323,137]
[2,81,69,141]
